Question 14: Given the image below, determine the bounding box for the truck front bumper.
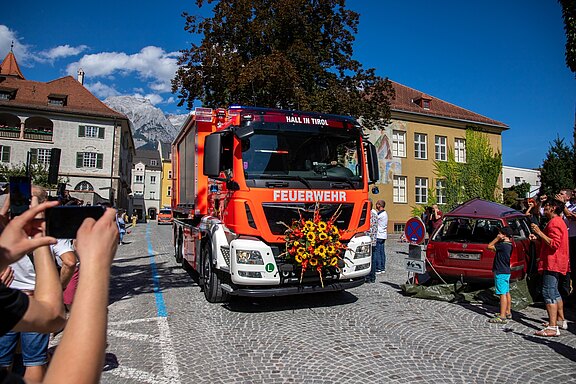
[220,277,365,297]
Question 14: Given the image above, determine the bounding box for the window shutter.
[98,127,105,139]
[30,148,38,164]
[1,146,9,162]
[76,152,83,168]
[96,153,103,169]
[78,125,85,137]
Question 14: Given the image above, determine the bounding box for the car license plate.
[448,252,480,260]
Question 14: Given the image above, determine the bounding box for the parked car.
[426,198,537,282]
[158,208,173,225]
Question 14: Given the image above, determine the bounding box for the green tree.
[0,163,67,188]
[172,0,395,129]
[559,0,576,73]
[539,137,575,195]
[434,128,502,210]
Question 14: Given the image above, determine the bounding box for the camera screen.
[9,176,32,218]
[45,206,106,239]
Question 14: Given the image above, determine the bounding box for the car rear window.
[433,217,502,244]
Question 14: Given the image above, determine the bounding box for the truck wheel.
[201,244,229,303]
[175,234,183,264]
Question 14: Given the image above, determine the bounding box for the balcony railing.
[0,126,20,139]
[23,128,53,141]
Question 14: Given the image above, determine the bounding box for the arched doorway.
[148,207,157,220]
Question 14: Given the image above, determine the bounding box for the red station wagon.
[426,198,537,282]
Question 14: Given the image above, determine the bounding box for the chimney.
[77,68,85,85]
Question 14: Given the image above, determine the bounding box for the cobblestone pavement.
[98,222,576,384]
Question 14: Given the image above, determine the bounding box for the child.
[487,226,514,324]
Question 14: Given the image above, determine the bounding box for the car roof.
[444,198,524,219]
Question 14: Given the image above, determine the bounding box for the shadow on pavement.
[514,332,576,363]
[223,290,358,313]
[108,259,198,305]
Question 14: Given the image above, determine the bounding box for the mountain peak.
[104,96,184,148]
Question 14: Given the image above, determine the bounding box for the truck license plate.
[448,252,480,260]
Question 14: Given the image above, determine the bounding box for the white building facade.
[502,165,541,197]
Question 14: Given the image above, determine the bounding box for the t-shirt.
[492,241,512,274]
[376,210,388,240]
[566,201,576,238]
[538,216,570,274]
[0,283,29,336]
[51,239,75,268]
[9,257,35,291]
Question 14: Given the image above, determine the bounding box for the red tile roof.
[0,51,25,79]
[390,81,508,129]
[0,52,127,120]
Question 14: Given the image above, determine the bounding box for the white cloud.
[85,81,121,99]
[0,25,33,65]
[66,46,179,95]
[133,92,164,105]
[38,44,89,61]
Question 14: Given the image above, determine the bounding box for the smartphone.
[9,176,32,218]
[45,206,106,239]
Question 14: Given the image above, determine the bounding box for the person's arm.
[43,208,118,384]
[59,251,77,289]
[487,235,502,251]
[531,222,562,250]
[12,244,65,333]
[0,266,13,286]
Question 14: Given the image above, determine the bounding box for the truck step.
[221,284,234,293]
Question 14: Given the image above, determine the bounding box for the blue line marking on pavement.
[146,223,167,317]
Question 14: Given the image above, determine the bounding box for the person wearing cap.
[487,226,514,324]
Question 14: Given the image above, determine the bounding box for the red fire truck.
[172,106,380,302]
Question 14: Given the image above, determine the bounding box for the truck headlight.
[236,250,264,265]
[354,243,371,259]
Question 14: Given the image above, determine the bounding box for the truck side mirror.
[204,133,222,177]
[366,142,380,184]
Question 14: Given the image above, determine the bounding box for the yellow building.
[365,81,508,233]
[158,141,172,208]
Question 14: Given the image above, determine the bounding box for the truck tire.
[175,232,183,264]
[201,243,229,303]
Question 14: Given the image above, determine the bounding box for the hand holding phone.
[45,206,106,239]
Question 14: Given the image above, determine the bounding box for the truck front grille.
[262,203,354,235]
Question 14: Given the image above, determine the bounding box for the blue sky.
[1,0,574,169]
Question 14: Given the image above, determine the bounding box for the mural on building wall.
[366,120,405,184]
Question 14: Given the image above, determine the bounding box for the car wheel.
[201,243,229,303]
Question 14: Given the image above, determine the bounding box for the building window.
[150,160,158,166]
[393,175,407,203]
[78,125,105,139]
[415,177,428,204]
[150,191,155,199]
[414,133,427,159]
[135,175,143,183]
[150,176,156,184]
[436,179,446,205]
[168,170,172,179]
[0,146,10,163]
[393,223,406,233]
[455,138,466,163]
[30,148,51,167]
[76,152,103,169]
[506,178,510,183]
[392,130,406,157]
[74,181,94,191]
[435,136,447,161]
[47,95,67,106]
[0,90,16,100]
[167,186,171,197]
[515,177,521,185]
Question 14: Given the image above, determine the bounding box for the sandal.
[488,316,508,324]
[541,320,568,330]
[534,326,560,337]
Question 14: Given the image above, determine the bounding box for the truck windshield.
[241,125,363,181]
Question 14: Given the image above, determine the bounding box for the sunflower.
[305,220,315,230]
[331,225,339,235]
[317,221,327,231]
[306,232,316,242]
[318,232,328,241]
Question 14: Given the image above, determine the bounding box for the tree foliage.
[539,137,575,195]
[435,128,503,210]
[172,0,395,128]
[559,0,576,73]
